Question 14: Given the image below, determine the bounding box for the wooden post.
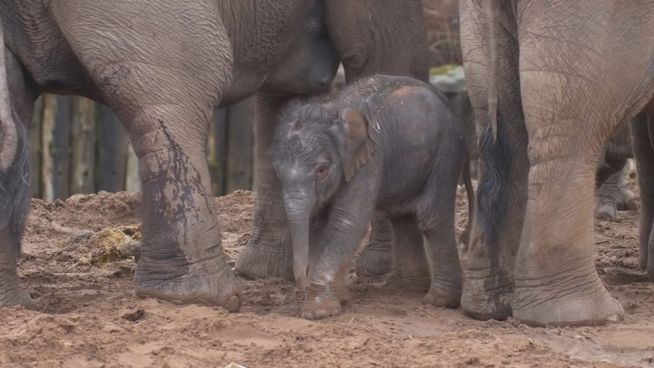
[41,95,55,201]
[70,97,96,194]
[125,142,140,192]
[30,97,43,198]
[41,95,72,200]
[225,97,254,193]
[96,104,129,192]
[52,96,71,199]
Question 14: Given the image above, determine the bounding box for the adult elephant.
[0,0,339,310]
[236,0,430,280]
[460,0,654,326]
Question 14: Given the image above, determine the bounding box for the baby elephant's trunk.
[283,193,313,291]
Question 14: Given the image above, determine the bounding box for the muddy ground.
[1,181,654,368]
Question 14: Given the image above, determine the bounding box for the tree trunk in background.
[70,97,96,194]
[225,97,254,193]
[30,97,43,198]
[41,95,54,201]
[96,104,129,192]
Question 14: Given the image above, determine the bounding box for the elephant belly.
[2,0,98,98]
[376,172,429,218]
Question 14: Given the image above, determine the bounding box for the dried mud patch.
[1,184,654,367]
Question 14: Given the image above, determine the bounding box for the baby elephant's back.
[360,76,463,199]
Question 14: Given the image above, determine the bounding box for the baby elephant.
[272,75,472,319]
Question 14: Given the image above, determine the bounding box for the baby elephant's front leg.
[302,198,374,319]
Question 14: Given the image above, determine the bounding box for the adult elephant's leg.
[512,2,654,325]
[355,214,393,277]
[631,112,654,272]
[236,94,294,280]
[51,0,240,310]
[0,45,36,307]
[514,107,624,325]
[128,106,239,310]
[460,0,528,320]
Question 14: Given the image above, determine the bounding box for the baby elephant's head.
[272,101,378,289]
[273,102,378,211]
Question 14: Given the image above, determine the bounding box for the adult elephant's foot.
[0,243,36,309]
[301,284,342,320]
[461,270,512,320]
[0,270,36,308]
[0,290,35,309]
[513,274,623,326]
[235,227,293,280]
[383,272,430,294]
[424,285,461,309]
[136,255,240,312]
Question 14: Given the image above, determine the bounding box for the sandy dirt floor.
[2,180,654,368]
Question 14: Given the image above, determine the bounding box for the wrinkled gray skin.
[272,75,470,319]
[631,105,654,278]
[236,0,429,281]
[461,0,654,326]
[466,95,637,222]
[0,0,339,310]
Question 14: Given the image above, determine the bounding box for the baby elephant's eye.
[316,165,329,178]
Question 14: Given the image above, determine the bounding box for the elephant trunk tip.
[293,253,309,291]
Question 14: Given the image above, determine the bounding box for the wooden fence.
[30,95,255,200]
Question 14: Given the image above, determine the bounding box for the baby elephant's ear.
[340,108,378,181]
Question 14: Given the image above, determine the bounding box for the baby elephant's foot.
[423,286,461,309]
[383,272,430,294]
[301,285,342,320]
[355,243,392,277]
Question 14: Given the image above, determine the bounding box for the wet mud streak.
[153,118,212,248]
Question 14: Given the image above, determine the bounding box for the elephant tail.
[459,152,475,247]
[0,21,31,251]
[474,0,514,246]
[484,0,501,141]
[464,153,474,232]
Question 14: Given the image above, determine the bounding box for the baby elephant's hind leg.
[382,215,430,293]
[417,164,463,308]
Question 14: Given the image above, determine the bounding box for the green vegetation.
[429,64,460,76]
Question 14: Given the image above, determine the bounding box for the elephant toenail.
[224,295,241,312]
